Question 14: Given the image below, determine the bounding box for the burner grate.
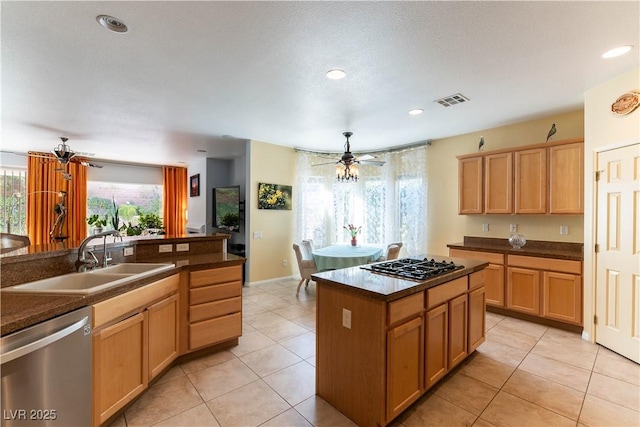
[361,258,464,281]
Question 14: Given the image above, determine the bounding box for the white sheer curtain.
[295,144,428,256]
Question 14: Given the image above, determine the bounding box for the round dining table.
[312,244,384,271]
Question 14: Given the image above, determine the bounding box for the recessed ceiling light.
[602,45,633,59]
[97,15,129,33]
[326,69,346,80]
[408,109,424,115]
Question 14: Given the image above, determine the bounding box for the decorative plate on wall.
[611,91,640,115]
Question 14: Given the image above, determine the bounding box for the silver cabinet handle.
[1,316,89,365]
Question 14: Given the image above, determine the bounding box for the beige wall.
[247,140,297,282]
[582,66,640,340]
[426,109,585,256]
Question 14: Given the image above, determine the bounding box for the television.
[213,186,241,232]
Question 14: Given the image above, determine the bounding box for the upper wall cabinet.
[457,139,583,215]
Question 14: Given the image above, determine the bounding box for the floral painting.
[258,183,292,210]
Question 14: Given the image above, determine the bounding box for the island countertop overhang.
[311,255,488,302]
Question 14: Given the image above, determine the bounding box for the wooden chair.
[377,242,403,261]
[293,243,318,294]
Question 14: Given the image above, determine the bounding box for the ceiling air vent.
[434,93,470,107]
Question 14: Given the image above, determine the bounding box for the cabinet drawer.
[189,312,242,350]
[190,266,242,288]
[469,270,485,290]
[190,281,242,305]
[507,255,581,275]
[93,274,179,329]
[388,292,424,325]
[449,249,504,265]
[427,277,467,309]
[191,296,241,323]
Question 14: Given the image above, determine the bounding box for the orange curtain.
[27,153,87,245]
[162,166,188,236]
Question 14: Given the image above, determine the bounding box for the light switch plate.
[510,224,518,233]
[560,226,569,235]
[482,223,489,232]
[123,247,134,256]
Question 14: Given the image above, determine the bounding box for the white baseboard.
[246,275,296,286]
[581,330,590,341]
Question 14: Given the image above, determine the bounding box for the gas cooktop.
[361,258,465,281]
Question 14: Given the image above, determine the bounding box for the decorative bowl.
[508,233,526,249]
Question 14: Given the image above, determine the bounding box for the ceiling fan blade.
[355,154,375,161]
[24,152,55,160]
[358,160,386,166]
[312,161,340,166]
[79,160,103,168]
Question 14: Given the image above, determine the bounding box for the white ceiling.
[1,1,638,166]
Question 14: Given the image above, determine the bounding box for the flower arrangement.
[344,224,362,238]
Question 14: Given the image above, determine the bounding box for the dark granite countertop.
[1,252,244,336]
[447,236,583,261]
[312,255,488,302]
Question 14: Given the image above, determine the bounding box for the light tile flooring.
[109,278,640,427]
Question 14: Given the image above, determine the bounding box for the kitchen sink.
[1,263,175,295]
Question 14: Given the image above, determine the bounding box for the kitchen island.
[312,256,488,427]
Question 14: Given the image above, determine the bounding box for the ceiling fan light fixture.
[326,69,346,80]
[602,45,633,59]
[408,108,424,115]
[336,163,358,182]
[97,15,129,33]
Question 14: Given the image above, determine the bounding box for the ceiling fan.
[314,132,385,181]
[23,137,104,180]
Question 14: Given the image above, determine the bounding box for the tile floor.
[109,278,640,427]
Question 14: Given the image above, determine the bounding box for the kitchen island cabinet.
[313,257,487,427]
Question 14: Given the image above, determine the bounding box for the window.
[1,168,27,235]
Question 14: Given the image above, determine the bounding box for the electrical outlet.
[176,243,189,252]
[159,244,172,253]
[510,224,518,233]
[342,308,352,329]
[482,223,489,232]
[123,247,134,256]
[560,225,569,235]
[282,259,288,267]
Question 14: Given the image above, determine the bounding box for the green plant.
[139,213,163,230]
[125,222,143,236]
[87,214,107,227]
[110,196,121,231]
[221,212,240,229]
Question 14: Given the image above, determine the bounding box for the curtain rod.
[294,139,432,157]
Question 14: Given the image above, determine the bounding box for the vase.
[351,237,357,247]
[508,233,526,249]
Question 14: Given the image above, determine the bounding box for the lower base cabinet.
[148,294,179,380]
[425,303,448,388]
[507,267,541,315]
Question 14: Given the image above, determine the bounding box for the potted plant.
[87,214,108,234]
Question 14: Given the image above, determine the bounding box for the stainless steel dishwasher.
[1,306,92,426]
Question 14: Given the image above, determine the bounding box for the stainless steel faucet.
[76,230,122,272]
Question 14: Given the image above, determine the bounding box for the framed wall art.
[258,182,292,210]
[190,174,200,197]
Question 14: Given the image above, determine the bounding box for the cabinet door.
[543,272,582,325]
[549,142,583,214]
[485,264,505,307]
[148,294,179,380]
[485,152,513,213]
[386,316,423,421]
[448,294,468,369]
[514,148,547,214]
[507,267,540,315]
[425,303,448,389]
[458,157,483,214]
[93,312,148,426]
[468,287,486,353]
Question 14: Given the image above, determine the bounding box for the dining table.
[312,244,384,271]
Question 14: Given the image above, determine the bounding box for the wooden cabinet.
[458,156,483,214]
[507,267,541,315]
[386,316,423,420]
[485,152,513,213]
[449,249,504,307]
[425,303,448,388]
[148,294,179,380]
[515,148,546,213]
[549,142,584,214]
[188,265,242,350]
[507,255,582,325]
[93,313,147,426]
[468,271,486,353]
[448,294,468,369]
[543,271,582,325]
[92,274,179,426]
[457,139,583,215]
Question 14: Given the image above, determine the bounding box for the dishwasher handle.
[1,315,89,365]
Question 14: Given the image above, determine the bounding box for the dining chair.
[301,239,314,259]
[376,242,403,261]
[292,243,318,294]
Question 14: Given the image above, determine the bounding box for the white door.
[595,143,640,363]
